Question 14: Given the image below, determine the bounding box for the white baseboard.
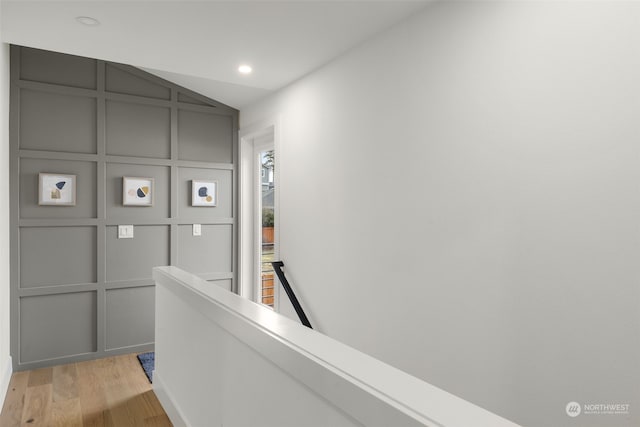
[153,370,188,427]
[0,356,12,410]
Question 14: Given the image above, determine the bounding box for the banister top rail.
[153,266,522,427]
[271,261,313,329]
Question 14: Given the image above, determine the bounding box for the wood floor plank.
[103,407,116,427]
[51,397,83,427]
[53,362,79,402]
[27,367,53,387]
[0,370,29,427]
[100,354,160,427]
[120,353,152,394]
[139,390,168,418]
[144,413,173,427]
[80,410,107,427]
[112,353,165,425]
[121,392,160,426]
[104,366,140,427]
[21,384,52,426]
[76,359,109,427]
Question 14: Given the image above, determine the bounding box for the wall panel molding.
[9,45,239,370]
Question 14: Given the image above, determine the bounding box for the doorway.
[239,119,281,309]
[255,140,275,308]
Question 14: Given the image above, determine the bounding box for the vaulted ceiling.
[1,1,430,108]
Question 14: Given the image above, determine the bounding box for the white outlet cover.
[118,225,134,239]
[193,224,202,236]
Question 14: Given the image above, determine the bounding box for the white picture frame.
[191,180,217,207]
[39,173,76,206]
[123,176,154,206]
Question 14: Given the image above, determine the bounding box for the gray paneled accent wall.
[9,45,238,370]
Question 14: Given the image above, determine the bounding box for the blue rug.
[137,352,155,383]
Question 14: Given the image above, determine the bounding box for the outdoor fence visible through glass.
[260,150,275,307]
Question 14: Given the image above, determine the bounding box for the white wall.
[241,2,640,426]
[0,32,11,408]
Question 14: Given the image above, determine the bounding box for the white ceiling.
[1,0,430,108]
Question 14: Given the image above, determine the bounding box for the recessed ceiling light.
[238,65,252,75]
[76,16,100,26]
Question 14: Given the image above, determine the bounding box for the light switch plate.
[193,224,202,236]
[118,225,134,239]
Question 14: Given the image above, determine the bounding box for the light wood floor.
[0,353,172,427]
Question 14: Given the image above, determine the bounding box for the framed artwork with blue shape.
[39,173,76,206]
[192,180,217,207]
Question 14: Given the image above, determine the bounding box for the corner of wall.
[0,41,12,407]
[0,355,12,409]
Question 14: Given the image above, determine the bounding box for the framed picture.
[39,173,76,206]
[192,180,217,207]
[123,177,154,206]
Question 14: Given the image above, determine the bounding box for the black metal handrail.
[271,261,313,329]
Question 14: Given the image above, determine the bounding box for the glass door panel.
[259,150,275,307]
